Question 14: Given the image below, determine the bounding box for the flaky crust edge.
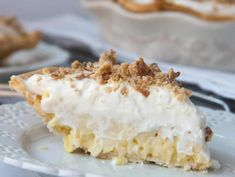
[9,68,57,123]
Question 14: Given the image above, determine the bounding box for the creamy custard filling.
[24,73,210,160]
[167,0,235,16]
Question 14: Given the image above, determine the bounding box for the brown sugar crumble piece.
[50,68,73,80]
[167,68,180,82]
[91,62,113,84]
[46,50,191,100]
[42,68,52,75]
[71,60,82,69]
[121,87,129,96]
[128,58,149,77]
[99,49,116,65]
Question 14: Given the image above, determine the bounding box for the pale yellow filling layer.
[51,124,211,171]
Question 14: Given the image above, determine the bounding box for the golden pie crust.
[116,0,235,21]
[117,0,163,12]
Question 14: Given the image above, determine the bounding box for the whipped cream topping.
[24,73,210,158]
[167,0,235,16]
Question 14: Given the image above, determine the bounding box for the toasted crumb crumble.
[71,60,82,69]
[46,50,191,100]
[42,68,52,75]
[121,87,129,96]
[205,126,213,142]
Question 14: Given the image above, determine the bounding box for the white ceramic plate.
[0,42,69,82]
[0,102,234,177]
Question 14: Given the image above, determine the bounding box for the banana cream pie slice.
[9,50,213,171]
[164,0,235,21]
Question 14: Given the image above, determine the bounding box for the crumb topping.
[205,126,213,142]
[121,87,129,96]
[45,50,191,100]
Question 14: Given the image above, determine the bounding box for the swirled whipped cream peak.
[9,50,214,171]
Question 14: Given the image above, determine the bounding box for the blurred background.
[0,0,88,20]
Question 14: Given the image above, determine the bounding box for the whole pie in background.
[116,0,235,21]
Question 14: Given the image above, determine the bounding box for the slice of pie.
[0,16,42,61]
[9,50,213,171]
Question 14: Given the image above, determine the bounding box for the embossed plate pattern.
[0,102,234,177]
